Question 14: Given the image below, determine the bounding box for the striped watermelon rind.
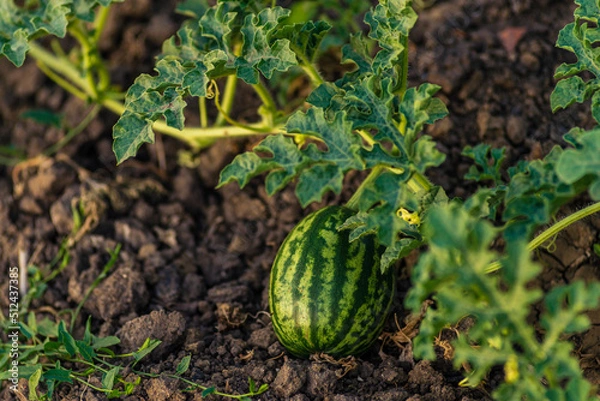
[269,205,396,358]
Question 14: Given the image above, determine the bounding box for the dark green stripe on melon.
[269,205,396,358]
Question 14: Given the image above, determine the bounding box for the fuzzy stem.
[251,80,277,126]
[68,22,99,100]
[27,43,281,147]
[93,5,111,42]
[199,97,208,128]
[394,34,410,97]
[215,74,238,126]
[345,166,385,211]
[302,63,325,87]
[527,201,600,251]
[485,201,600,273]
[409,171,433,193]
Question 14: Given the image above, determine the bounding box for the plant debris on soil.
[1,0,599,400]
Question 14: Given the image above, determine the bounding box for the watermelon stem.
[485,200,600,273]
[345,166,385,211]
[345,166,433,211]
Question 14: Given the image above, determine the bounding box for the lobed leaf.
[235,7,297,84]
[115,1,311,163]
[0,0,123,66]
[347,171,419,246]
[272,20,331,64]
[342,175,449,271]
[407,202,600,400]
[551,0,600,123]
[219,109,364,207]
[555,128,600,200]
[462,144,506,184]
[399,83,448,148]
[502,146,576,239]
[364,0,417,72]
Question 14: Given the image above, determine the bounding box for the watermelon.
[269,205,396,358]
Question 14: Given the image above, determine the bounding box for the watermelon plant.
[2,0,600,400]
[0,0,370,163]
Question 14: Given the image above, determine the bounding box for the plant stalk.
[27,43,282,148]
[485,201,600,273]
[345,166,385,211]
[301,63,325,87]
[394,34,410,97]
[215,74,238,126]
[251,80,277,127]
[345,165,433,211]
[199,96,208,128]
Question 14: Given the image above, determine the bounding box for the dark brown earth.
[1,0,599,400]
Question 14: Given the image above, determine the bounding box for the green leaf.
[407,200,600,400]
[202,387,216,397]
[574,0,600,22]
[380,237,421,272]
[75,340,96,361]
[0,0,70,66]
[176,0,210,18]
[20,109,64,128]
[175,355,191,375]
[28,367,42,401]
[287,108,363,171]
[44,341,63,354]
[219,151,277,189]
[295,164,344,207]
[102,367,119,390]
[42,367,73,384]
[399,83,448,148]
[118,57,191,134]
[411,136,445,173]
[235,7,297,84]
[344,76,407,155]
[556,128,600,200]
[463,188,505,220]
[92,335,121,349]
[462,144,506,184]
[503,146,576,239]
[551,2,600,121]
[133,338,161,362]
[114,1,307,163]
[551,76,590,112]
[57,321,78,357]
[346,171,419,248]
[45,378,56,400]
[16,363,43,379]
[259,135,310,195]
[365,0,417,72]
[112,112,155,165]
[0,0,123,66]
[257,383,269,393]
[83,316,93,344]
[19,321,36,340]
[73,0,123,22]
[273,20,331,63]
[248,377,257,392]
[220,108,364,206]
[341,33,374,75]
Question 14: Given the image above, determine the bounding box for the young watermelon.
[269,205,396,358]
